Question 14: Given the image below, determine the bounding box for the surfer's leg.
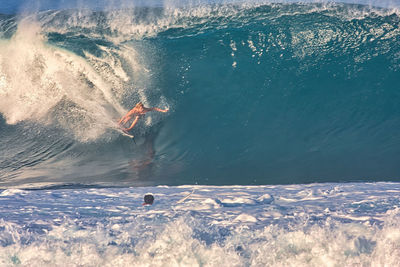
[118,116,126,125]
[126,116,139,131]
[119,115,131,126]
[121,118,128,125]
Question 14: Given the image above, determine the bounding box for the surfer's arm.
[151,107,169,113]
[125,116,140,131]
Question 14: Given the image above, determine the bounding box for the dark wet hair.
[144,194,154,205]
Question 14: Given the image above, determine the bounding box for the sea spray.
[0,17,157,141]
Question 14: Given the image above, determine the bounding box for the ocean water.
[1,0,400,265]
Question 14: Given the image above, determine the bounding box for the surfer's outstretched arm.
[151,107,169,113]
[125,116,140,131]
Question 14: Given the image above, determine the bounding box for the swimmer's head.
[135,102,144,109]
[143,194,154,205]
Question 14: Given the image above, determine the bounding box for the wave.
[0,2,400,187]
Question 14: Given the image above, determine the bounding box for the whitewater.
[0,0,400,265]
[1,183,400,266]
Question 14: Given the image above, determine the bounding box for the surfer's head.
[143,194,154,205]
[135,102,144,109]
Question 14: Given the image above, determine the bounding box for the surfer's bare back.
[118,102,168,132]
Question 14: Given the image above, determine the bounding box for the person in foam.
[118,102,168,133]
[143,194,154,205]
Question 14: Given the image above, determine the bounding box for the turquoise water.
[0,1,399,187]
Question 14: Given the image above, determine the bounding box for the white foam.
[234,213,258,222]
[0,17,165,142]
[1,183,400,266]
[0,189,26,196]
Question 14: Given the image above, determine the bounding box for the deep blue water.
[0,0,400,188]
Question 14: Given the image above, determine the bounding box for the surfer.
[143,194,154,205]
[118,102,168,132]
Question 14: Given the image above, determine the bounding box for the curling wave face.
[0,2,400,187]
